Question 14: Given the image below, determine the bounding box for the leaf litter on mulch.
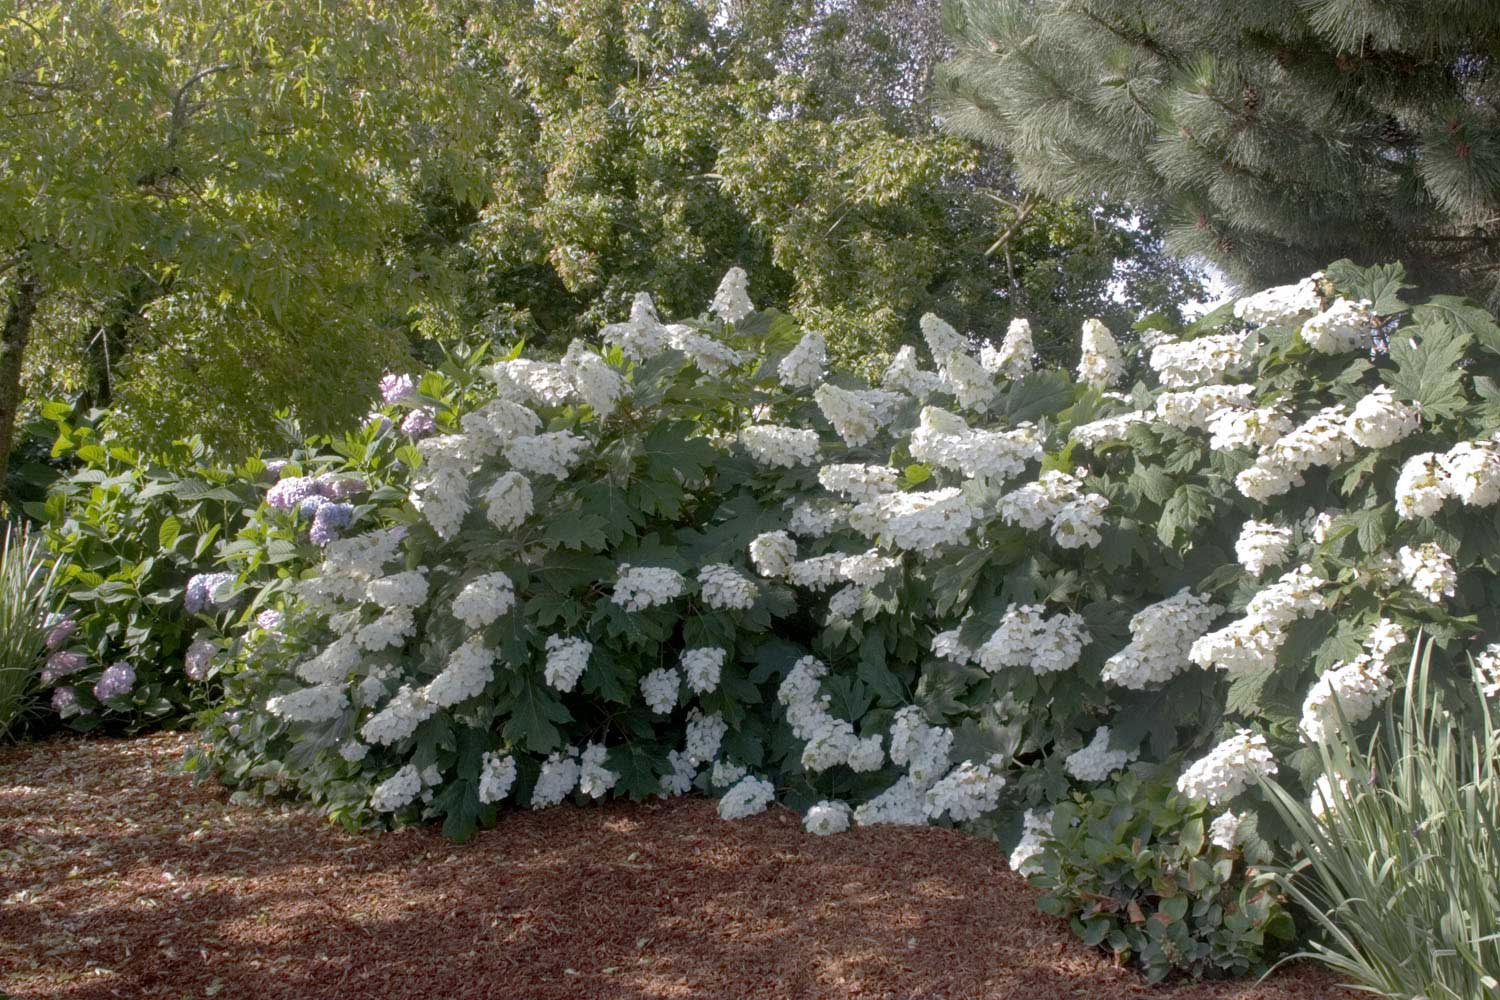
[0,734,1360,1000]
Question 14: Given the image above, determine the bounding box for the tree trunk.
[0,267,39,504]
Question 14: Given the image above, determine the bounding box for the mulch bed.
[1,734,1358,1000]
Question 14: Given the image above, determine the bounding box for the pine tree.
[937,0,1500,305]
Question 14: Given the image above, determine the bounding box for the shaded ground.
[1,734,1358,1000]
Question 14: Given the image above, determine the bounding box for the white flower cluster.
[1149,332,1253,388]
[920,314,997,413]
[1175,729,1278,806]
[658,750,699,797]
[976,604,1090,675]
[1345,387,1417,449]
[612,565,686,611]
[786,500,846,537]
[601,292,669,361]
[684,709,727,764]
[1155,384,1255,431]
[484,471,534,531]
[739,424,820,467]
[452,572,515,629]
[370,764,422,812]
[803,800,853,835]
[851,777,929,826]
[681,647,726,694]
[544,636,591,692]
[1209,810,1247,850]
[666,323,747,375]
[641,667,681,714]
[461,399,542,457]
[1051,493,1109,549]
[813,383,887,447]
[267,683,348,723]
[718,775,776,819]
[749,530,797,577]
[531,750,581,808]
[368,570,429,610]
[778,656,884,773]
[1233,274,1322,326]
[1071,410,1154,448]
[1208,406,1292,453]
[1299,619,1407,743]
[888,705,953,790]
[710,266,754,324]
[998,469,1084,530]
[577,743,620,798]
[1064,726,1137,781]
[1396,439,1500,518]
[478,752,517,804]
[362,685,435,745]
[882,345,946,400]
[925,756,1008,821]
[1077,319,1124,388]
[425,639,495,708]
[1190,565,1327,674]
[562,340,628,418]
[1300,298,1374,353]
[1397,543,1457,602]
[1008,808,1053,874]
[1310,772,1351,822]
[909,406,1042,482]
[1236,405,1355,500]
[980,318,1035,379]
[1101,589,1223,689]
[1474,643,1500,699]
[697,564,757,611]
[779,330,826,388]
[1235,520,1292,576]
[848,487,979,555]
[787,553,845,590]
[818,463,899,502]
[504,431,588,479]
[490,359,575,407]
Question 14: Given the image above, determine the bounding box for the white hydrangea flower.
[711,759,748,788]
[852,776,929,827]
[739,424,820,467]
[709,266,754,324]
[1235,405,1355,500]
[339,740,368,763]
[718,775,775,819]
[1208,406,1292,453]
[366,571,429,610]
[1064,727,1137,781]
[1071,410,1154,448]
[1209,810,1248,850]
[813,383,884,446]
[1345,386,1417,449]
[490,358,576,407]
[786,554,844,590]
[778,330,826,388]
[1176,729,1278,806]
[1310,772,1351,822]
[665,323,747,375]
[460,399,543,456]
[641,667,681,714]
[1077,318,1124,388]
[1395,452,1452,519]
[576,742,619,798]
[1050,493,1108,549]
[931,627,977,666]
[1102,589,1223,689]
[1441,439,1500,507]
[423,638,495,708]
[658,749,699,797]
[531,749,581,808]
[1235,520,1292,576]
[1155,384,1256,431]
[266,683,348,723]
[925,757,1008,821]
[786,500,848,538]
[818,463,900,502]
[697,564,757,611]
[1233,274,1322,326]
[370,764,422,812]
[1300,297,1374,353]
[356,608,416,651]
[484,471,534,531]
[804,800,853,835]
[888,706,953,790]
[908,405,1042,482]
[452,572,515,629]
[504,431,589,479]
[1299,654,1393,744]
[1398,543,1456,602]
[1149,331,1253,388]
[360,685,435,745]
[847,487,979,555]
[562,340,628,418]
[601,292,670,362]
[881,345,946,399]
[681,647,727,694]
[1473,643,1500,699]
[544,636,592,693]
[982,318,1035,379]
[1008,808,1053,874]
[1190,566,1326,674]
[296,635,361,685]
[478,752,518,805]
[612,565,686,611]
[977,604,1091,675]
[748,530,797,578]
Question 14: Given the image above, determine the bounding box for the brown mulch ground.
[1,734,1359,1000]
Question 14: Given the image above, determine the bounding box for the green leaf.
[857,629,905,705]
[501,678,572,753]
[1158,484,1213,548]
[1005,370,1075,423]
[544,512,609,552]
[1413,295,1500,356]
[157,516,182,551]
[1385,321,1472,420]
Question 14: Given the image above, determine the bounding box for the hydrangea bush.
[194,260,1500,874]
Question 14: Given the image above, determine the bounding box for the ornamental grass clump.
[1264,640,1500,1000]
[0,522,62,740]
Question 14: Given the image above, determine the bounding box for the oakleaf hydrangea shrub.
[1025,771,1294,982]
[196,263,1500,925]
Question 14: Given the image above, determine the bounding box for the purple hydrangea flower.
[40,650,85,685]
[400,408,437,437]
[45,616,78,650]
[298,493,330,519]
[364,414,393,434]
[52,686,79,715]
[309,502,355,545]
[184,639,217,681]
[264,459,289,479]
[255,609,284,631]
[266,476,319,512]
[185,571,236,614]
[93,661,136,701]
[315,474,367,500]
[379,372,417,404]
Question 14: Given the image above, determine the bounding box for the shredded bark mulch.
[1,733,1359,1000]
